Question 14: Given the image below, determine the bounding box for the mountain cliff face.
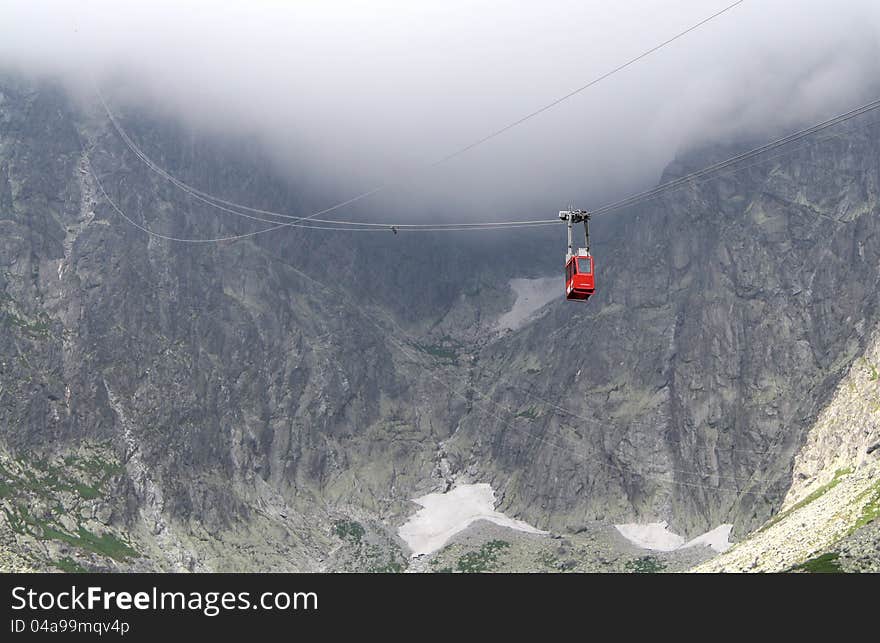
[1,75,878,571]
[457,130,880,539]
[695,325,880,572]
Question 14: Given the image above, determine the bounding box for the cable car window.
[577,258,592,274]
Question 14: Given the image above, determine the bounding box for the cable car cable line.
[560,95,880,297]
[86,154,553,242]
[100,91,880,242]
[96,1,746,232]
[602,113,880,227]
[424,0,747,168]
[589,96,880,217]
[91,140,792,495]
[99,97,559,231]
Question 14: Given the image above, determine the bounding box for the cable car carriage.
[559,209,595,302]
[565,252,594,301]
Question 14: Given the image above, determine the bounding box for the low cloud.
[2,0,879,220]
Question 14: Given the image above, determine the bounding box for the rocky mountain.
[695,325,880,572]
[1,74,878,571]
[458,129,880,541]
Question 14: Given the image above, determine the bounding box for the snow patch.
[615,521,685,552]
[615,521,732,553]
[683,524,733,552]
[496,277,558,331]
[398,483,548,557]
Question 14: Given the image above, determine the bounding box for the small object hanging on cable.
[559,208,595,302]
[390,225,398,235]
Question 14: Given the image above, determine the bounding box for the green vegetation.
[69,454,124,479]
[515,406,540,420]
[369,560,404,573]
[536,550,559,570]
[39,525,136,561]
[1,310,51,339]
[2,504,28,534]
[625,556,667,573]
[68,527,137,561]
[415,342,459,363]
[789,552,843,573]
[413,336,462,364]
[53,557,88,573]
[4,503,137,561]
[0,477,12,499]
[0,453,121,501]
[73,483,101,500]
[363,542,404,573]
[761,468,853,532]
[860,357,879,381]
[852,479,880,532]
[456,540,510,573]
[331,520,406,572]
[0,449,136,564]
[333,519,365,544]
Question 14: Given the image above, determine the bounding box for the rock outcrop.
[694,326,880,572]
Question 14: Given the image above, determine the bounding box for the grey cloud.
[2,0,879,221]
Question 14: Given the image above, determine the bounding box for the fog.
[2,0,880,221]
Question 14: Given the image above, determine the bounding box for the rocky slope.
[694,325,880,572]
[1,74,879,571]
[405,519,714,574]
[0,75,546,571]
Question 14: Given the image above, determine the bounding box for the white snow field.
[614,521,733,553]
[398,483,548,557]
[682,524,733,552]
[496,277,559,331]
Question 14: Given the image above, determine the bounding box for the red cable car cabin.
[565,253,595,301]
